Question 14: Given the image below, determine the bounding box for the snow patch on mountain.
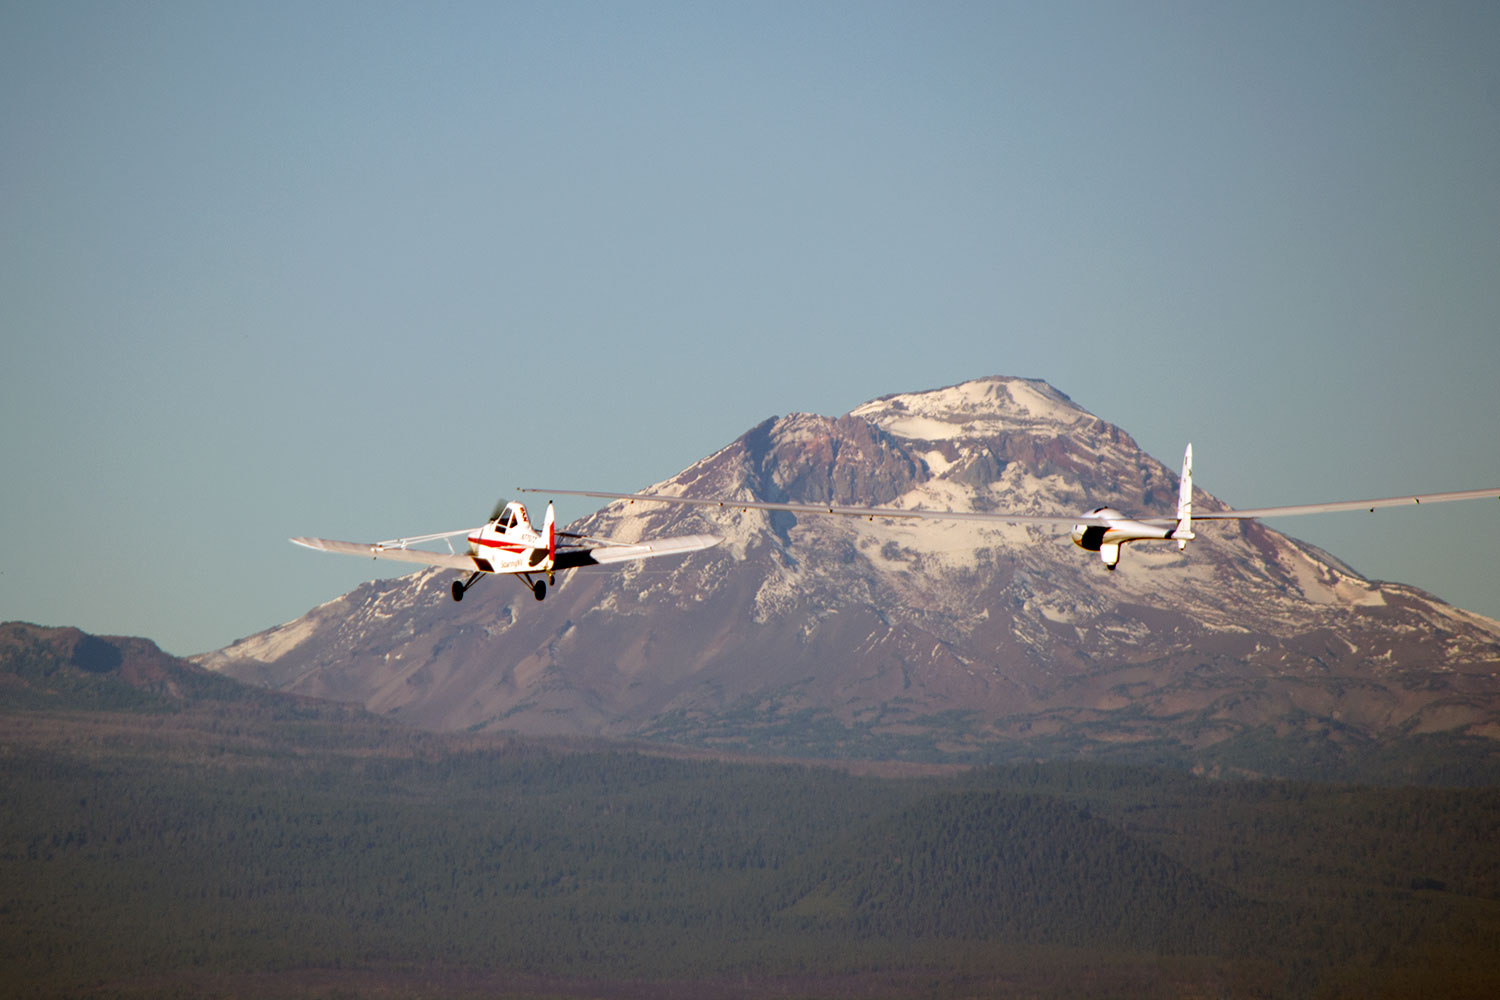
[1285,546,1385,607]
[1003,379,1087,424]
[203,614,320,667]
[918,449,956,475]
[869,413,970,441]
[753,566,802,623]
[852,377,1086,442]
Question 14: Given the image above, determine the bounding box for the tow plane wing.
[291,535,479,571]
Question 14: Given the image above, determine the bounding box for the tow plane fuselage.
[467,502,555,577]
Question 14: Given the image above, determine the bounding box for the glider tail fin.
[1174,443,1194,550]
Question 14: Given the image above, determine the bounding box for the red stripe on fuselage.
[468,536,532,553]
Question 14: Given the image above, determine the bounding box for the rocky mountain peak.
[855,376,1086,438]
[684,410,928,508]
[199,377,1500,774]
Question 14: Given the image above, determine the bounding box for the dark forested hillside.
[0,620,268,712]
[790,790,1255,951]
[6,691,1500,999]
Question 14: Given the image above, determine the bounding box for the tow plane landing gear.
[451,571,483,602]
[453,573,548,602]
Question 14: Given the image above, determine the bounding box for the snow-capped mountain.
[197,377,1500,767]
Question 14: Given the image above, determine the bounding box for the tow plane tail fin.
[544,501,556,565]
[1174,443,1195,550]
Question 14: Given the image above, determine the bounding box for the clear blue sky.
[4,2,1498,655]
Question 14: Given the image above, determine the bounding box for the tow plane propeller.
[520,445,1500,571]
[292,500,720,601]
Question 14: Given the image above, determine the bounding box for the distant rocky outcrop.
[1,621,250,708]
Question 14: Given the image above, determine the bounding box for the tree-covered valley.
[3,709,1498,996]
[4,622,1500,998]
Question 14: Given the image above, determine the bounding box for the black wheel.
[451,581,465,602]
[532,580,546,601]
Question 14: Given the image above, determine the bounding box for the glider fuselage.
[1069,508,1176,549]
[1069,507,1186,569]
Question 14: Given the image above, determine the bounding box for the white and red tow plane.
[293,500,719,602]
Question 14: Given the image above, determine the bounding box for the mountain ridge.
[0,619,252,710]
[197,376,1500,775]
